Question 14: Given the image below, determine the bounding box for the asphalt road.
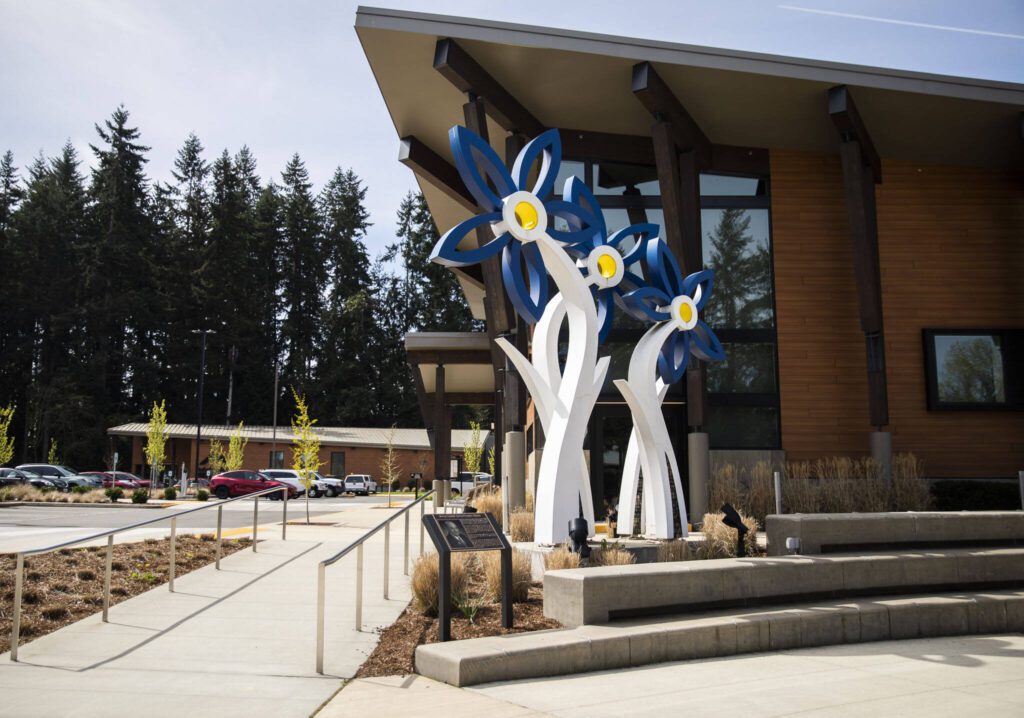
[0,493,420,552]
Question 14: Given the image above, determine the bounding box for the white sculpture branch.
[613,321,689,539]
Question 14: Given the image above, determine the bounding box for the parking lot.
[0,493,420,553]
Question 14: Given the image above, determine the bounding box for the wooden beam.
[405,350,493,365]
[409,358,434,434]
[434,38,545,137]
[560,128,656,165]
[633,62,711,166]
[434,365,450,479]
[829,85,882,183]
[444,392,496,406]
[711,144,770,177]
[652,121,687,264]
[398,136,476,211]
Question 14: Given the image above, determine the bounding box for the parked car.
[312,473,345,497]
[208,470,295,501]
[343,474,377,496]
[259,469,330,498]
[113,471,150,488]
[16,464,94,491]
[0,468,57,490]
[79,471,141,490]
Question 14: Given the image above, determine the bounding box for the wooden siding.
[771,149,1024,477]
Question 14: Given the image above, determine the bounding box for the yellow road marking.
[220,526,263,538]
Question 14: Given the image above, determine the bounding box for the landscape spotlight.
[720,503,749,557]
[568,518,591,559]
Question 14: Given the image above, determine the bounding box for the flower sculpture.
[559,177,659,342]
[431,126,595,323]
[614,239,725,538]
[430,125,611,544]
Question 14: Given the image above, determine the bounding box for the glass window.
[551,160,585,200]
[268,450,284,469]
[699,174,765,196]
[707,343,777,393]
[707,406,780,448]
[923,330,1023,409]
[594,162,660,196]
[701,208,774,329]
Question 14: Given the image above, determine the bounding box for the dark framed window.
[268,450,284,469]
[554,157,780,449]
[330,451,346,477]
[923,329,1023,410]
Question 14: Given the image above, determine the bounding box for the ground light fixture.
[720,503,749,558]
[567,517,591,559]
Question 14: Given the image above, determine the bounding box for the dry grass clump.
[410,553,471,616]
[697,510,759,559]
[592,544,635,566]
[0,485,110,503]
[481,549,532,603]
[544,546,581,571]
[656,539,690,563]
[892,453,932,511]
[472,490,503,518]
[713,452,931,523]
[509,511,534,542]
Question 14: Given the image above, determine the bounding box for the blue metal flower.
[430,126,601,323]
[558,177,658,342]
[621,239,725,384]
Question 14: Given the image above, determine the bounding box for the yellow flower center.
[514,201,538,230]
[597,253,617,279]
[679,303,694,324]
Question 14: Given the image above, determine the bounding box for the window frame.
[922,328,1023,411]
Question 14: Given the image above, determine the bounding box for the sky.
[2,0,1022,259]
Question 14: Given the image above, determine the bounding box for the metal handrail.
[8,484,290,661]
[315,490,434,674]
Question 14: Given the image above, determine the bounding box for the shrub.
[892,453,932,511]
[697,510,758,559]
[410,553,471,616]
[131,488,149,504]
[129,570,158,584]
[593,543,635,566]
[931,479,1018,511]
[21,589,41,604]
[509,511,534,542]
[110,560,125,571]
[656,540,690,563]
[481,549,532,603]
[76,569,96,581]
[40,604,69,621]
[26,571,42,581]
[544,546,581,571]
[105,487,124,501]
[198,533,215,541]
[163,487,177,500]
[196,488,209,502]
[72,485,91,495]
[472,490,503,518]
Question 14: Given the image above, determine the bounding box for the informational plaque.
[434,514,505,551]
[423,511,513,641]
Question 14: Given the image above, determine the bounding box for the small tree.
[226,422,248,471]
[487,445,495,477]
[144,400,168,497]
[463,421,483,475]
[291,388,321,524]
[208,439,227,474]
[380,424,401,508]
[0,404,14,467]
[47,438,60,464]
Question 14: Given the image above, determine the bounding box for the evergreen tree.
[395,192,476,332]
[277,154,324,393]
[84,106,159,426]
[316,167,374,424]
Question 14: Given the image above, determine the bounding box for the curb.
[0,501,167,509]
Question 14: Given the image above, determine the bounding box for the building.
[358,8,1023,516]
[107,423,491,484]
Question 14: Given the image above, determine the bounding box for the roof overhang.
[404,333,496,422]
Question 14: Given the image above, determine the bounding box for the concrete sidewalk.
[0,504,424,718]
[326,634,1024,717]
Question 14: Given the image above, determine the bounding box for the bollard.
[432,480,443,510]
[774,470,783,515]
[169,518,177,592]
[102,535,113,622]
[215,505,223,569]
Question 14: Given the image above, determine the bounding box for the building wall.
[770,149,1024,477]
[128,436,457,485]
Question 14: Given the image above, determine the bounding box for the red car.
[80,471,142,490]
[209,470,295,500]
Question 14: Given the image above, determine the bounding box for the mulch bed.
[356,583,560,678]
[0,534,252,654]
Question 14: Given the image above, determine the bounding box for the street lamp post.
[192,328,215,482]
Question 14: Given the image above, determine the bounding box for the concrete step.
[415,589,1024,686]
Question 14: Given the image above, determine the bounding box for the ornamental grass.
[481,549,532,603]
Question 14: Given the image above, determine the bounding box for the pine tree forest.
[0,107,477,467]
